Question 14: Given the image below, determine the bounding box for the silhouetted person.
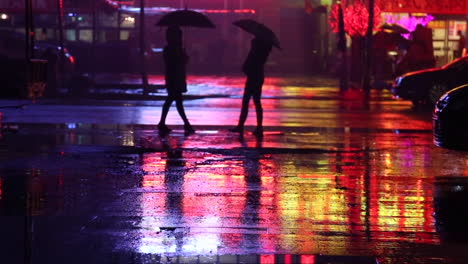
[158,26,194,135]
[396,24,435,75]
[456,30,465,58]
[229,37,273,137]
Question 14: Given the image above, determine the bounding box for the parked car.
[391,55,468,106]
[433,84,468,150]
[0,30,75,67]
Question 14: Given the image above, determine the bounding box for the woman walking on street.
[229,36,273,137]
[158,26,194,134]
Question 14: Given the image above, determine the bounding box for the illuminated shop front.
[379,0,468,65]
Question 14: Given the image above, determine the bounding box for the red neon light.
[234,9,256,14]
[301,255,316,264]
[204,9,230,13]
[170,9,255,14]
[284,254,293,264]
[105,0,134,6]
[260,255,275,264]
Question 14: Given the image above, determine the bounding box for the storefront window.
[79,29,93,42]
[65,29,76,41]
[448,21,466,40]
[120,14,136,28]
[34,28,55,41]
[120,30,130,41]
[98,30,119,42]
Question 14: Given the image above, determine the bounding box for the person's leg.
[238,89,251,127]
[229,76,253,133]
[158,95,174,131]
[252,93,263,129]
[229,90,251,133]
[252,77,264,136]
[174,94,194,133]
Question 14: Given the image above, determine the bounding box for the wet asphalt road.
[0,76,467,264]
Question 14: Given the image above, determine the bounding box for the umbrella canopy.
[233,19,281,49]
[379,24,410,34]
[156,9,215,28]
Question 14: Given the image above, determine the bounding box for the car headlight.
[435,99,448,111]
[435,95,449,111]
[394,77,403,86]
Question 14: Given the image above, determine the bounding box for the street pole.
[91,0,97,82]
[337,3,348,92]
[30,0,35,59]
[56,0,65,91]
[140,0,149,95]
[324,8,329,72]
[25,0,34,99]
[24,0,31,61]
[362,0,374,104]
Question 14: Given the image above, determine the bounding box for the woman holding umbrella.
[229,20,278,137]
[158,25,194,134]
[156,10,215,134]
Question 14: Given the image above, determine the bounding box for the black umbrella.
[233,19,281,49]
[156,9,215,28]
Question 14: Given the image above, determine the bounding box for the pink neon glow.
[384,14,435,38]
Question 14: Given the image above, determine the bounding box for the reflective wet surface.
[0,78,467,263]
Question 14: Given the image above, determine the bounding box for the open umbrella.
[156,9,215,28]
[233,19,281,49]
[379,24,410,34]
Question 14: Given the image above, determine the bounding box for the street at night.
[0,76,467,263]
[1,0,468,263]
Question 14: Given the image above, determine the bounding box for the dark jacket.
[242,38,272,77]
[163,44,188,94]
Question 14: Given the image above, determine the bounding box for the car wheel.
[428,82,449,105]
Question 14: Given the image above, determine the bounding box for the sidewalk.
[66,73,344,100]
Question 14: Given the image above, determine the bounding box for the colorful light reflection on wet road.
[132,134,461,259]
[0,79,467,263]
